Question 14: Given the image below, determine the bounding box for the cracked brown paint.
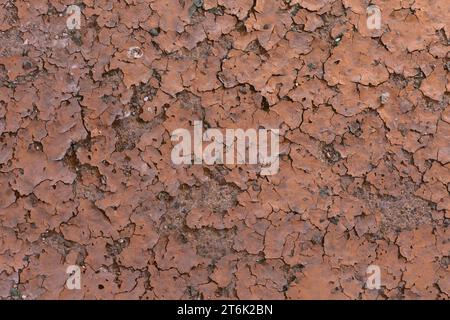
[0,0,449,300]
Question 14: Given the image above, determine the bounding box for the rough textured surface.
[0,0,449,300]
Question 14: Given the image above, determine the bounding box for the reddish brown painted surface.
[0,0,449,299]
